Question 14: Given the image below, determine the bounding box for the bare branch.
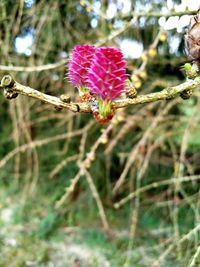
[0,59,66,72]
[1,75,200,114]
[122,10,196,20]
[114,175,200,209]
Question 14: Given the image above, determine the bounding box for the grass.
[0,178,200,267]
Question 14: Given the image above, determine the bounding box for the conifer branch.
[1,74,200,114]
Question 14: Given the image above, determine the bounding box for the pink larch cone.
[68,44,96,87]
[87,47,127,101]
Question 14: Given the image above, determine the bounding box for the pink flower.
[87,47,127,100]
[68,44,96,87]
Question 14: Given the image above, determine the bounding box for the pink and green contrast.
[68,44,127,123]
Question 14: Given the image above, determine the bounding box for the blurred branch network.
[1,1,200,266]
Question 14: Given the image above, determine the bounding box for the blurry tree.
[0,1,200,266]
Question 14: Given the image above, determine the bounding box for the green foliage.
[38,210,58,239]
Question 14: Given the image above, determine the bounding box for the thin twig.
[189,245,200,267]
[112,100,176,195]
[151,223,200,267]
[55,124,113,209]
[0,127,90,169]
[114,175,200,209]
[84,168,110,231]
[0,59,66,72]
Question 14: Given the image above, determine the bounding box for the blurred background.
[0,0,200,266]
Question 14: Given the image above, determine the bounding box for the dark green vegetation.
[0,0,200,266]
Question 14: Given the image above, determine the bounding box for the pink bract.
[68,44,96,87]
[87,47,127,100]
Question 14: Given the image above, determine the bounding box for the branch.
[114,175,200,209]
[0,59,66,72]
[0,75,200,114]
[122,9,196,20]
[137,10,196,18]
[0,75,89,113]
